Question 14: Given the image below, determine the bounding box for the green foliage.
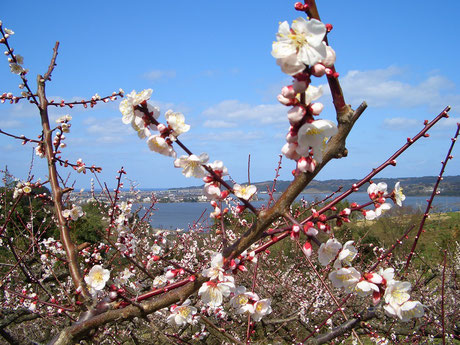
[0,185,58,239]
[71,201,108,244]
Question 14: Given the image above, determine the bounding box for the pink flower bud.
[321,46,336,67]
[281,85,296,99]
[340,208,351,216]
[282,142,301,160]
[286,131,298,143]
[287,106,306,125]
[290,229,300,240]
[294,2,304,10]
[297,156,316,173]
[237,265,248,272]
[220,190,230,199]
[302,241,312,256]
[236,205,246,213]
[311,64,326,77]
[203,176,213,183]
[310,102,324,115]
[277,94,297,106]
[157,123,167,133]
[165,270,177,279]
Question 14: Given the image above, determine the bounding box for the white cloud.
[203,120,237,128]
[202,100,286,125]
[431,116,460,130]
[86,117,128,144]
[4,102,37,119]
[338,66,460,111]
[0,119,22,128]
[143,69,176,81]
[382,117,419,130]
[203,130,263,142]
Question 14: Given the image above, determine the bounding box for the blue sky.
[1,1,460,189]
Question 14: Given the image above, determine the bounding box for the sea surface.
[140,193,460,230]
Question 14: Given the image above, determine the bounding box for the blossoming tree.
[1,1,459,344]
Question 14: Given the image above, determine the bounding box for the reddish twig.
[404,122,459,271]
[441,250,447,345]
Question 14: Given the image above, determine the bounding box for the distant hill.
[251,176,460,196]
[166,175,460,196]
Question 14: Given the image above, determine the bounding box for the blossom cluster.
[120,90,258,218]
[319,238,424,322]
[12,180,33,199]
[0,23,28,76]
[119,88,188,157]
[84,264,110,296]
[195,252,272,323]
[272,16,338,174]
[364,182,405,220]
[62,204,84,221]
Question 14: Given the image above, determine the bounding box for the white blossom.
[230,286,259,314]
[367,182,387,199]
[297,119,338,163]
[84,265,110,293]
[119,89,156,125]
[167,299,197,326]
[252,298,272,321]
[365,202,392,220]
[378,267,395,284]
[318,238,342,266]
[153,275,168,288]
[165,110,190,136]
[353,280,379,297]
[233,184,257,200]
[384,300,424,322]
[384,280,411,306]
[202,253,225,281]
[174,153,209,178]
[9,63,25,74]
[303,84,323,105]
[336,240,358,267]
[147,135,176,157]
[394,182,406,207]
[62,205,84,221]
[328,267,360,289]
[272,18,327,73]
[198,280,235,307]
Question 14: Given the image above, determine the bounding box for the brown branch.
[36,74,90,301]
[307,308,377,345]
[200,315,245,345]
[50,275,208,345]
[43,42,59,81]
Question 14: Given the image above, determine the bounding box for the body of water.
[141,193,460,230]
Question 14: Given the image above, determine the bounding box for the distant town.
[70,175,460,204]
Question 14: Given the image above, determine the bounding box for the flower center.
[93,271,103,283]
[22,186,32,194]
[178,306,191,317]
[306,127,322,136]
[237,295,249,305]
[288,30,307,51]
